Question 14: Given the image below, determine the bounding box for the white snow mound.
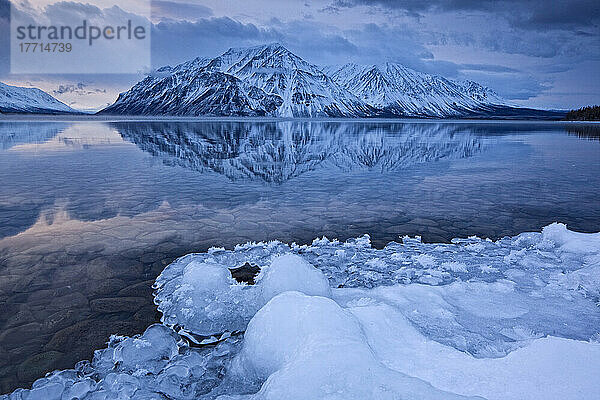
[258,254,332,301]
[224,291,475,400]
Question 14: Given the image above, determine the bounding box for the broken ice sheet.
[4,223,600,400]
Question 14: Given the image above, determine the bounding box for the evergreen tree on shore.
[566,105,600,121]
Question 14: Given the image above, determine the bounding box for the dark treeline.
[566,105,600,121]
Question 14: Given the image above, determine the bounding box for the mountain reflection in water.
[112,121,483,183]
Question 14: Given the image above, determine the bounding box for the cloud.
[482,28,599,60]
[426,20,599,62]
[1,0,597,109]
[53,82,106,95]
[460,64,520,73]
[508,1,600,32]
[152,0,213,21]
[150,17,281,67]
[0,0,9,76]
[325,0,600,31]
[322,0,511,16]
[0,2,551,103]
[460,70,549,100]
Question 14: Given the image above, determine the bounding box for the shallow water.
[0,119,599,392]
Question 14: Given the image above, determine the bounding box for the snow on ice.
[3,223,600,400]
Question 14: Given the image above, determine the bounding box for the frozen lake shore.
[3,223,599,399]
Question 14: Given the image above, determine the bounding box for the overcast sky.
[1,0,598,111]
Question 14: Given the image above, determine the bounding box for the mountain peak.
[101,44,508,118]
[211,42,308,76]
[223,42,291,57]
[263,42,287,51]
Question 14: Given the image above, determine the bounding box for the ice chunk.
[183,261,235,292]
[104,324,179,374]
[542,222,600,254]
[157,258,260,336]
[257,254,332,302]
[1,324,247,400]
[547,263,600,302]
[238,291,362,378]
[155,223,600,357]
[155,253,332,337]
[224,292,473,400]
[335,275,598,357]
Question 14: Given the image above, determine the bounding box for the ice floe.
[3,223,599,399]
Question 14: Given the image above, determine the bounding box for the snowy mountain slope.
[101,69,283,116]
[0,82,75,114]
[204,44,374,117]
[324,63,507,117]
[102,44,374,117]
[100,43,514,118]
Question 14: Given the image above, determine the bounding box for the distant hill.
[566,105,600,121]
[0,82,76,114]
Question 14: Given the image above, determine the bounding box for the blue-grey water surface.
[0,119,599,393]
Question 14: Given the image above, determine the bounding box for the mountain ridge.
[0,44,566,119]
[102,43,377,117]
[0,82,76,114]
[324,62,507,117]
[101,43,516,118]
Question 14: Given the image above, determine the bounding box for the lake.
[0,119,599,393]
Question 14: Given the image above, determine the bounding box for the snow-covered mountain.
[0,82,75,114]
[100,43,509,118]
[202,44,374,117]
[101,70,283,116]
[102,44,374,117]
[324,63,506,117]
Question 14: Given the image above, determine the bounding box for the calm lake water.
[0,119,599,392]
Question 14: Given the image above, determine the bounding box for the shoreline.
[2,114,594,123]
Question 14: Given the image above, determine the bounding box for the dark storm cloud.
[425,18,599,61]
[151,17,281,66]
[152,1,213,21]
[509,1,600,31]
[327,0,600,31]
